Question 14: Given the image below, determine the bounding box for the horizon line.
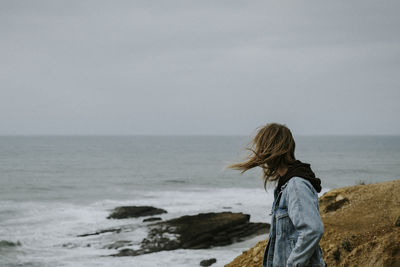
[0,133,399,137]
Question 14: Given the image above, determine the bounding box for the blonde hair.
[228,123,296,188]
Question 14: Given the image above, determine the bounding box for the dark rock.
[77,228,121,237]
[324,198,349,213]
[200,258,217,266]
[222,207,232,209]
[0,240,21,247]
[143,217,162,222]
[103,240,132,249]
[111,212,269,257]
[62,242,78,248]
[108,206,167,219]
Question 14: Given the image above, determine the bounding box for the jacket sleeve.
[286,178,324,267]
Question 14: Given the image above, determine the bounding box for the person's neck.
[277,166,288,177]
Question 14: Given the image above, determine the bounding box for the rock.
[335,194,345,201]
[108,206,167,219]
[77,227,121,237]
[319,191,350,213]
[62,242,78,248]
[200,258,217,266]
[111,212,269,256]
[324,197,349,212]
[143,217,162,222]
[0,240,21,247]
[103,240,132,249]
[319,190,344,212]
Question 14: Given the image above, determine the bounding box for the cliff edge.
[225,179,400,267]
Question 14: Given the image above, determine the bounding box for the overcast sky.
[1,1,399,135]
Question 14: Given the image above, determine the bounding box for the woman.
[228,123,326,267]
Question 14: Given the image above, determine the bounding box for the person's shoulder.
[286,177,316,194]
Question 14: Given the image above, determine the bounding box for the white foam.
[0,188,274,266]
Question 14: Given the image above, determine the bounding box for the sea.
[1,135,399,267]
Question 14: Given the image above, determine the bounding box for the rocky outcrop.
[143,217,162,222]
[77,227,121,237]
[107,206,167,219]
[200,258,217,266]
[112,212,269,256]
[225,179,400,267]
[103,240,132,249]
[320,191,349,213]
[78,206,166,237]
[0,240,21,247]
[319,180,400,266]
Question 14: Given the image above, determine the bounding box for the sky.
[1,1,399,135]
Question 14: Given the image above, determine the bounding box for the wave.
[0,188,274,267]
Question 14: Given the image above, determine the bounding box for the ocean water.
[1,135,399,267]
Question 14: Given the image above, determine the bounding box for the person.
[228,123,326,267]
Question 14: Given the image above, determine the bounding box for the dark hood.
[276,160,322,193]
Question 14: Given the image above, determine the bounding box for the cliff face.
[225,180,400,267]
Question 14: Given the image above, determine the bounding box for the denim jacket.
[262,177,326,267]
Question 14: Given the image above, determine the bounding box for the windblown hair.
[228,123,296,189]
